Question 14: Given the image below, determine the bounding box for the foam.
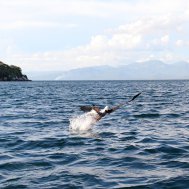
[69,112,98,132]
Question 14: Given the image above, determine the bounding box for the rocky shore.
[0,61,30,81]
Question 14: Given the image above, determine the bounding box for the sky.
[1,0,189,72]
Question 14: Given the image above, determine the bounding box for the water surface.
[0,80,189,188]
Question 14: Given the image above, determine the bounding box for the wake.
[69,112,97,132]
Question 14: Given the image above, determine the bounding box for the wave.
[134,113,161,118]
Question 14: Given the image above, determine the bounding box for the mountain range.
[27,60,189,80]
[55,60,189,80]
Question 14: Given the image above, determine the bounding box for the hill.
[0,61,30,81]
[54,61,189,80]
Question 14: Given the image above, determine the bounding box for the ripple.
[150,175,189,189]
[18,138,67,150]
[1,81,189,189]
[1,184,27,189]
[0,159,53,171]
[160,160,189,168]
[162,113,181,118]
[133,113,161,118]
[158,145,188,155]
[137,137,158,143]
[123,144,139,151]
[47,153,79,165]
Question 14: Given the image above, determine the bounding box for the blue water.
[0,80,189,189]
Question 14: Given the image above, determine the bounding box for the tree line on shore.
[0,61,30,81]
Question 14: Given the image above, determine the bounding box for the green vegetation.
[0,61,30,81]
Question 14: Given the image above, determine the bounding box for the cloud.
[160,35,169,45]
[1,0,188,22]
[0,21,60,30]
[176,40,184,47]
[1,0,189,72]
[4,12,189,72]
[175,39,189,48]
[0,21,78,30]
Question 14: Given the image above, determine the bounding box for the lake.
[0,80,189,188]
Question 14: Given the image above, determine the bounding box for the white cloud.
[108,33,142,49]
[1,0,189,72]
[175,39,189,48]
[176,40,184,47]
[0,21,60,30]
[160,35,169,45]
[4,12,189,72]
[1,0,188,24]
[89,35,108,50]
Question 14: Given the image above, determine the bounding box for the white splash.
[69,112,98,132]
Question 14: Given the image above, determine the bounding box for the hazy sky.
[1,0,189,72]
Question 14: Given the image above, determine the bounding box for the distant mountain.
[55,60,189,80]
[0,61,30,81]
